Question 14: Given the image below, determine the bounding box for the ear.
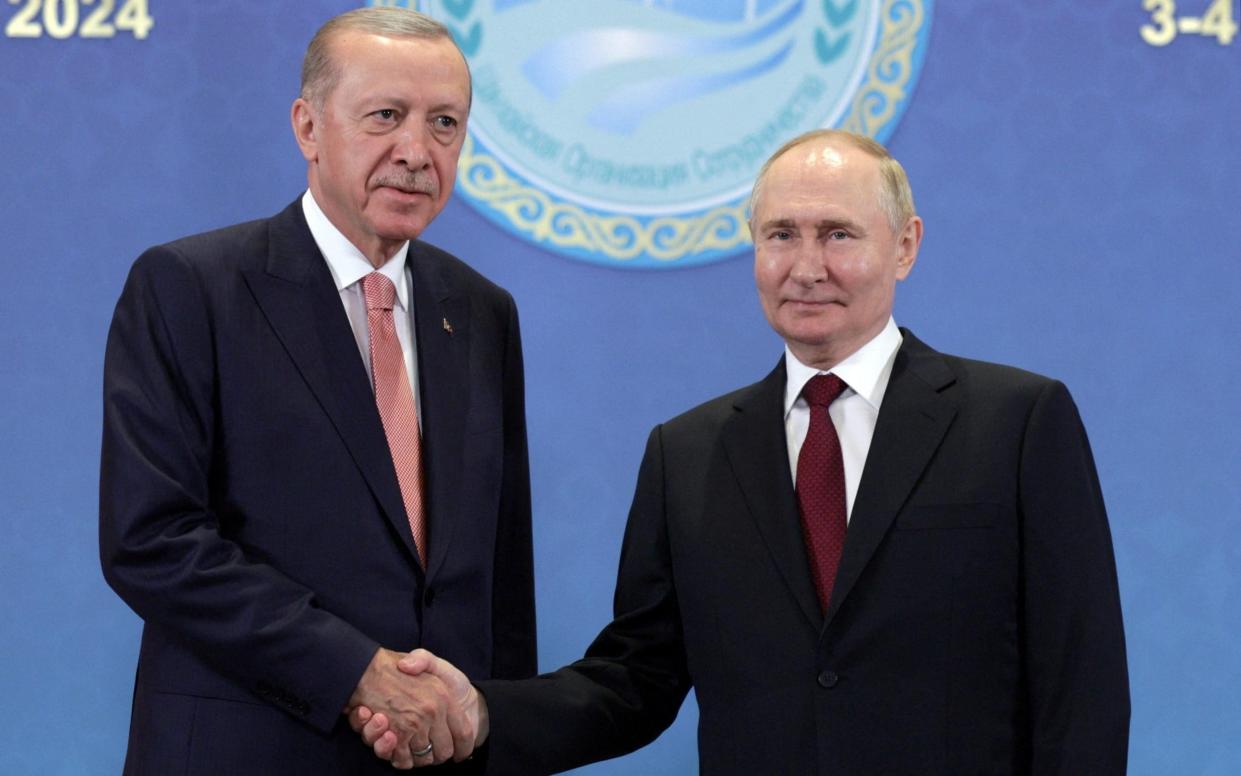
[894,215,923,281]
[291,98,318,163]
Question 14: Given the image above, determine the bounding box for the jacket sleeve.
[479,424,692,774]
[98,247,378,733]
[1019,380,1130,773]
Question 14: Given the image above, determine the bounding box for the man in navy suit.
[361,129,1129,774]
[100,8,534,773]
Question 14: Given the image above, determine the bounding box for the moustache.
[373,173,438,198]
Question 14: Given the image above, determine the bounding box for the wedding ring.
[412,742,434,758]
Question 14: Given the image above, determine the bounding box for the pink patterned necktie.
[796,373,848,612]
[363,272,427,568]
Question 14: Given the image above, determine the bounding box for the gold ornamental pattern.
[455,0,926,264]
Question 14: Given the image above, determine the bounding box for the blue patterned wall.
[1,1,1238,773]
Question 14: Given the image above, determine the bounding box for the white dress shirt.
[301,191,421,420]
[784,318,903,521]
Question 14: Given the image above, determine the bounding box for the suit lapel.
[241,201,421,564]
[722,360,824,629]
[824,331,958,625]
[408,242,471,581]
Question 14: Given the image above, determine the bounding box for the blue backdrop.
[2,1,1239,773]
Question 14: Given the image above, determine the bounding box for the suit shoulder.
[900,333,1080,424]
[928,350,1078,426]
[943,353,1060,394]
[118,217,274,312]
[902,331,1063,399]
[658,380,763,438]
[145,217,270,270]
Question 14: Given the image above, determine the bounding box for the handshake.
[344,647,489,769]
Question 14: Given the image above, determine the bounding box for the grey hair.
[747,129,916,234]
[300,7,464,107]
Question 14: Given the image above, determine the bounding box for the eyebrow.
[815,218,864,234]
[757,218,798,232]
[428,99,468,115]
[354,96,467,114]
[756,217,864,233]
[355,95,409,111]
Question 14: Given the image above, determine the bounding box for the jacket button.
[817,670,839,688]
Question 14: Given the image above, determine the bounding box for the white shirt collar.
[783,317,904,419]
[301,190,411,310]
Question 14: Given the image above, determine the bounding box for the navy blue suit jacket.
[100,200,536,774]
[480,332,1129,775]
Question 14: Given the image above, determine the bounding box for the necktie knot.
[802,373,847,408]
[363,272,396,312]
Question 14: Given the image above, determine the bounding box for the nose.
[392,124,432,170]
[788,247,828,287]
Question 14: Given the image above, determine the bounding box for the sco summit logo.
[377,0,931,268]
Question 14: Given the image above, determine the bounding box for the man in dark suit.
[100,8,534,774]
[363,129,1130,773]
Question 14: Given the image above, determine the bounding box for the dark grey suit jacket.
[480,331,1128,775]
[101,200,537,774]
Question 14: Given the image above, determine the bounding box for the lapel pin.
[442,317,454,335]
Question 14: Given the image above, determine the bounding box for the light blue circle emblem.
[375,0,933,268]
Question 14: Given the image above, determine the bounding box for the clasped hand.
[345,647,488,769]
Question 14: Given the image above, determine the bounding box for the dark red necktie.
[796,374,848,612]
